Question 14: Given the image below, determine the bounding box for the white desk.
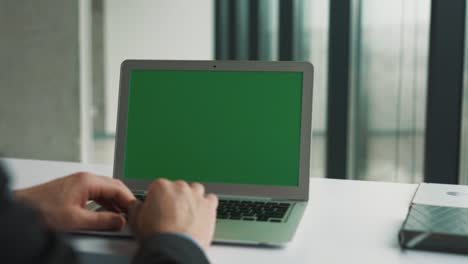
[3,158,468,263]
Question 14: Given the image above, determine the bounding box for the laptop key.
[231,213,242,218]
[135,194,146,201]
[271,212,286,217]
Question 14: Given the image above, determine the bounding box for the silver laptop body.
[113,60,314,246]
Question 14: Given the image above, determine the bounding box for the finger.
[127,200,142,226]
[148,178,170,192]
[87,176,136,210]
[174,180,190,191]
[94,198,123,213]
[190,182,205,196]
[76,209,126,230]
[205,193,219,208]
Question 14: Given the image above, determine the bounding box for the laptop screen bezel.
[113,60,313,200]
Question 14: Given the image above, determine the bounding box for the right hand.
[129,178,218,250]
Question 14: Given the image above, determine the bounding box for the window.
[91,0,431,183]
[348,0,430,182]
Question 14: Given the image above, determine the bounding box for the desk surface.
[4,158,468,263]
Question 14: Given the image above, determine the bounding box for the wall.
[0,0,82,161]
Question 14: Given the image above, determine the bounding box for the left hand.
[14,172,136,231]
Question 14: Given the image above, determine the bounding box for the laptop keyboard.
[134,194,291,223]
[217,199,291,222]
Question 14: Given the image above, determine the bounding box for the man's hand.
[129,179,218,251]
[14,172,136,231]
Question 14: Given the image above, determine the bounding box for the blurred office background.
[1,0,467,184]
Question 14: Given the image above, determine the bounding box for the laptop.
[97,60,313,246]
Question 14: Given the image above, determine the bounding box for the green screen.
[123,70,303,186]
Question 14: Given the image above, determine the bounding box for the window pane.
[349,0,430,182]
[307,0,329,178]
[460,2,468,185]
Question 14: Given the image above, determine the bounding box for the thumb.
[76,209,126,230]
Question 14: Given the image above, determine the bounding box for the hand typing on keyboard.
[128,179,218,250]
[14,172,135,231]
[14,172,219,251]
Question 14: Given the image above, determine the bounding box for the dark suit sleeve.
[132,233,210,264]
[0,163,78,264]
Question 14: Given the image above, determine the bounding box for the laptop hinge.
[219,195,304,202]
[132,191,305,202]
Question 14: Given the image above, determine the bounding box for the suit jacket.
[0,163,209,264]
